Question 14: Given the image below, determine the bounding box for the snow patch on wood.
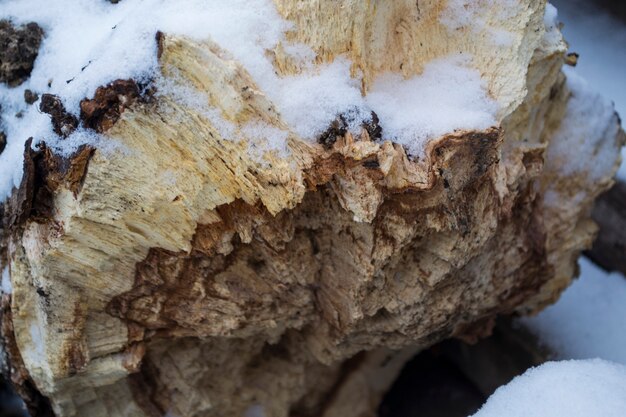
[0,0,506,199]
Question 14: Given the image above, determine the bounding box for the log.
[0,1,623,416]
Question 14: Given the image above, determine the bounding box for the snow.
[519,258,626,365]
[544,3,558,28]
[543,66,620,188]
[268,53,498,158]
[0,0,499,201]
[1,266,11,294]
[0,0,290,199]
[542,3,562,45]
[367,55,498,157]
[542,66,619,209]
[270,57,369,141]
[551,0,626,180]
[471,359,626,417]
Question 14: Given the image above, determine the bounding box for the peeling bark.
[39,95,79,138]
[80,79,152,133]
[0,20,43,86]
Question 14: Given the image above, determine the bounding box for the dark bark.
[0,20,43,86]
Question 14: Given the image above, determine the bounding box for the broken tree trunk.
[0,1,624,417]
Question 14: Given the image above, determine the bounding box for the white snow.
[541,66,619,209]
[270,57,369,141]
[471,359,626,417]
[519,258,626,365]
[542,3,562,45]
[0,0,291,199]
[0,0,499,201]
[367,55,498,157]
[1,266,11,294]
[542,66,620,187]
[271,53,498,158]
[544,3,558,28]
[551,0,626,180]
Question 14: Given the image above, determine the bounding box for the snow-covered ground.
[471,359,626,417]
[520,258,626,365]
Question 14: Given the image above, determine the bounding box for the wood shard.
[80,79,146,133]
[39,94,79,138]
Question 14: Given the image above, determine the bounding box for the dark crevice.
[379,318,551,417]
[379,348,486,417]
